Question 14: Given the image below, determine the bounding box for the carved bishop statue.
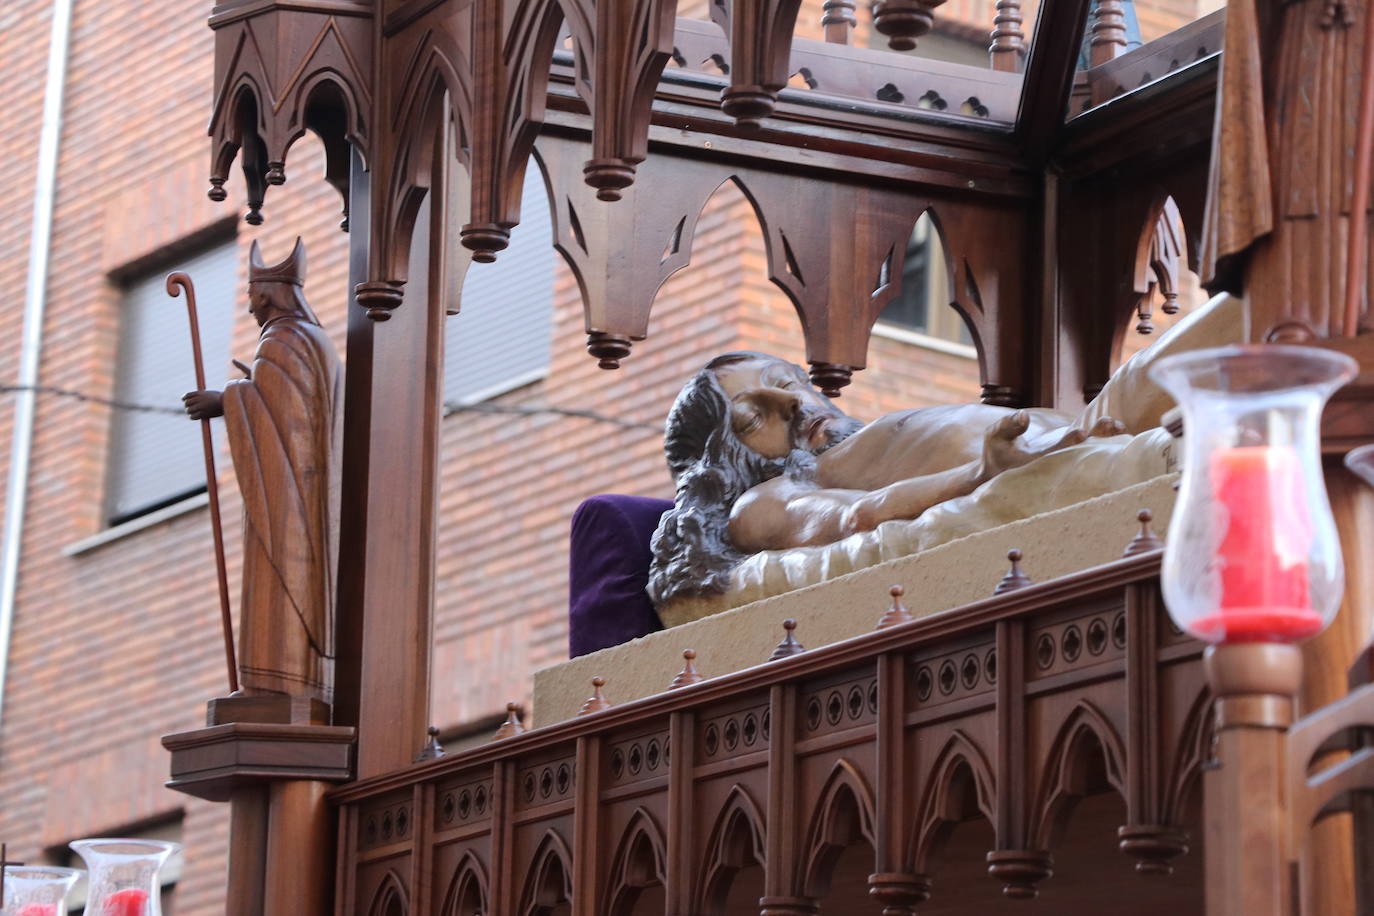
[183,239,343,703]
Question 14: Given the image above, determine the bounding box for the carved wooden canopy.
[202,0,1217,402]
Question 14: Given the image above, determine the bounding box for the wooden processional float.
[154,0,1374,913]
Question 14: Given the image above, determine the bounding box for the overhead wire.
[0,383,663,433]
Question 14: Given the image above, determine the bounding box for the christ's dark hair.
[648,353,789,606]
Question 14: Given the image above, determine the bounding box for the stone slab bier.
[533,473,1179,724]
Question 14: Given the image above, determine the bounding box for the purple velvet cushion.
[569,494,674,658]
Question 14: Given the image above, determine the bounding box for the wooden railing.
[330,550,1214,914]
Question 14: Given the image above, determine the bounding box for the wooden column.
[1292,463,1374,915]
[667,710,695,916]
[761,684,816,914]
[868,651,930,914]
[335,145,372,733]
[1202,643,1300,916]
[986,619,1052,897]
[1119,583,1190,873]
[226,787,269,916]
[573,736,603,915]
[264,781,334,916]
[347,139,447,778]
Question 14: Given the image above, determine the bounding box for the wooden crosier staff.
[165,273,239,695]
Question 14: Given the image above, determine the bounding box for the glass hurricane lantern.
[68,840,179,916]
[1,866,82,916]
[1149,344,1357,644]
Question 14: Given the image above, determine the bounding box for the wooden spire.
[494,703,527,740]
[876,585,915,630]
[414,726,445,762]
[579,677,612,716]
[994,549,1033,594]
[769,619,807,661]
[1122,509,1164,557]
[670,649,704,689]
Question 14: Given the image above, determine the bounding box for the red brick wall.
[0,4,980,913]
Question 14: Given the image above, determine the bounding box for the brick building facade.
[0,2,985,909]
[0,0,1215,908]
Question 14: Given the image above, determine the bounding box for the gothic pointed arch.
[697,784,768,915]
[372,33,474,286]
[367,869,410,916]
[1117,195,1188,341]
[440,850,490,916]
[535,134,729,368]
[726,171,920,394]
[604,807,669,914]
[1030,701,1129,850]
[799,758,878,898]
[206,6,373,222]
[518,829,575,916]
[908,729,997,872]
[879,206,987,372]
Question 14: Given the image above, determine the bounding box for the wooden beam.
[1014,0,1093,162]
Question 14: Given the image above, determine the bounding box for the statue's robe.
[222,315,342,699]
[1202,0,1373,337]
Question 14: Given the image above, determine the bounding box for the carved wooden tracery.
[206,1,372,224]
[909,729,997,873]
[519,830,575,915]
[365,870,409,916]
[603,808,668,914]
[1030,700,1129,851]
[698,785,768,914]
[798,759,877,899]
[441,851,490,916]
[327,557,1234,913]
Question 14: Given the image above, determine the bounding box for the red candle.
[15,905,58,916]
[101,888,149,916]
[1192,445,1324,642]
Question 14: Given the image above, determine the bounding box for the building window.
[876,216,974,349]
[55,818,183,914]
[106,241,237,526]
[444,164,556,405]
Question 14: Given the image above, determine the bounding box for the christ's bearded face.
[712,356,855,460]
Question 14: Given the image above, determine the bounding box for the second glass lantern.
[2,865,82,916]
[68,840,178,916]
[1149,344,1356,644]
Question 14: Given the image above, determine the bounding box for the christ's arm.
[727,462,985,552]
[727,412,1115,553]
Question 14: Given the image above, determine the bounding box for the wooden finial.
[414,726,445,762]
[1089,0,1128,67]
[670,649,704,689]
[579,677,612,716]
[994,549,1033,594]
[769,619,807,661]
[989,0,1025,71]
[494,702,527,740]
[876,585,915,630]
[1122,508,1164,557]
